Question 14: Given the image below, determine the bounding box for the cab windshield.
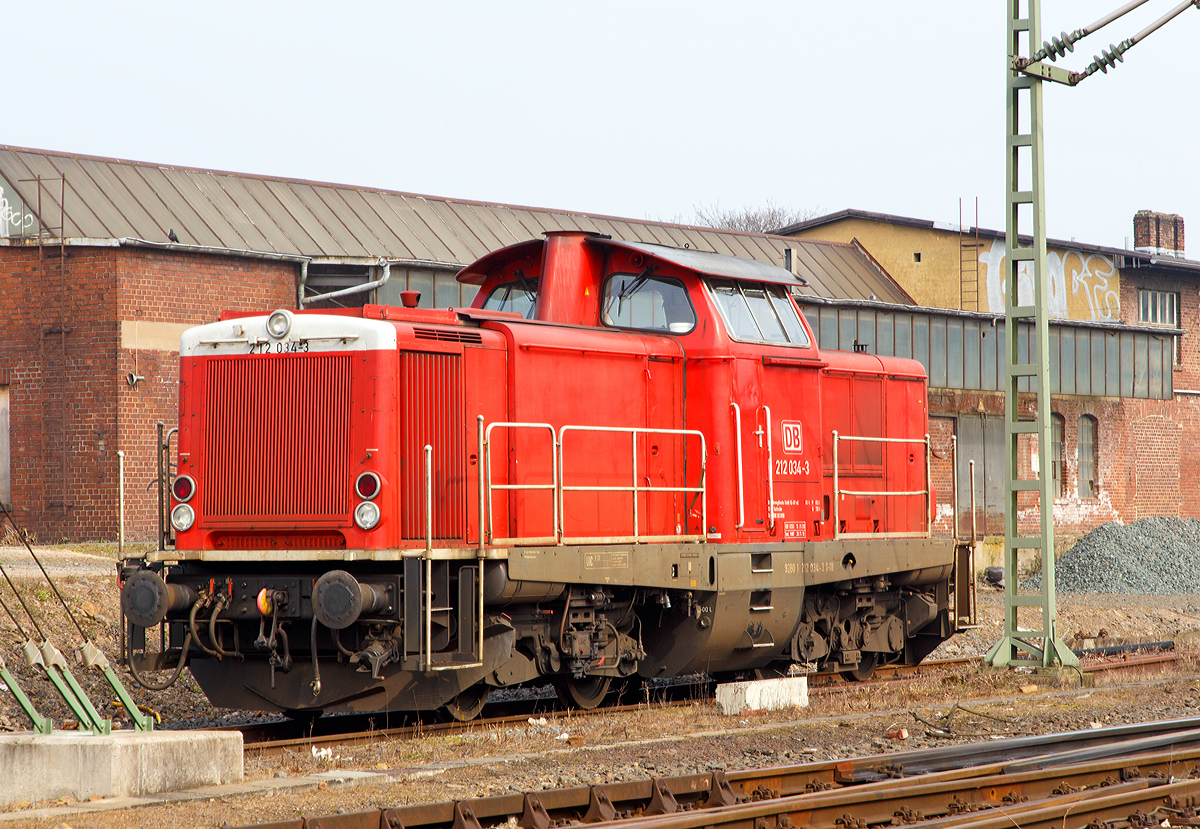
[707,278,811,347]
[482,277,539,318]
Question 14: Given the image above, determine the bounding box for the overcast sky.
[6,2,1198,253]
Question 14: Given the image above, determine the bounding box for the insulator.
[1041,31,1076,61]
[1033,30,1079,62]
[1090,42,1127,75]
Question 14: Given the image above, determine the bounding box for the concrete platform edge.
[0,772,389,823]
[0,729,243,809]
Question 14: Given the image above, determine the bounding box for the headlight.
[355,472,380,500]
[266,310,292,339]
[354,501,380,530]
[171,504,195,532]
[172,474,195,503]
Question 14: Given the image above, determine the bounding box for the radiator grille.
[413,328,483,344]
[400,351,467,539]
[210,532,347,550]
[203,354,353,521]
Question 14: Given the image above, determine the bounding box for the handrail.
[832,431,932,540]
[423,445,433,671]
[422,440,484,672]
[761,405,775,530]
[731,403,745,530]
[483,422,559,546]
[558,425,706,545]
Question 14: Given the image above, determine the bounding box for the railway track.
[238,650,1183,755]
[235,717,1200,829]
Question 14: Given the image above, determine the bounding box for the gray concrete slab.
[715,676,809,715]
[0,728,243,807]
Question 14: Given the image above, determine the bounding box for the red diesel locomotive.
[120,232,970,719]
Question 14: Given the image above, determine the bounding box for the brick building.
[0,146,910,542]
[777,209,1197,552]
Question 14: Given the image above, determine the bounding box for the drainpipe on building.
[297,259,308,309]
[117,450,125,557]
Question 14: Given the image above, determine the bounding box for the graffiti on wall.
[981,238,1120,321]
[1,184,36,237]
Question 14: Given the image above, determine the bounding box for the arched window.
[1051,414,1065,497]
[1077,415,1098,499]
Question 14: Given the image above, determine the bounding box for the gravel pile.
[1023,516,1200,594]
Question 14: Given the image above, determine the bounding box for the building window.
[376,269,480,309]
[1139,288,1181,363]
[1051,414,1065,497]
[1077,415,1097,499]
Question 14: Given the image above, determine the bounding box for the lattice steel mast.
[987,0,1198,669]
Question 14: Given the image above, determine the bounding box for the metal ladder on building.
[959,197,982,312]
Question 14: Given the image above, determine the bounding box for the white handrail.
[832,431,932,540]
[761,405,774,530]
[484,422,558,546]
[558,425,706,545]
[731,402,744,530]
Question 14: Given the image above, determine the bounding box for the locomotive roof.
[597,239,809,287]
[456,236,810,287]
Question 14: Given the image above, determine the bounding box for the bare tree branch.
[690,200,822,234]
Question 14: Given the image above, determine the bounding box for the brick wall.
[0,244,296,542]
[924,387,1200,552]
[115,249,296,541]
[0,245,119,541]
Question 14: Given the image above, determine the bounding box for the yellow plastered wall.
[787,217,1122,322]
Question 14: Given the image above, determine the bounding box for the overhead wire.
[0,501,86,641]
[0,552,47,642]
[0,589,32,641]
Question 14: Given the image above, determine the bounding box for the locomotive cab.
[120,231,969,719]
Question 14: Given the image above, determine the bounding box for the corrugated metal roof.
[0,145,914,304]
[776,207,1200,276]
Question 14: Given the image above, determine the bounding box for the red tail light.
[172,475,196,503]
[355,472,380,501]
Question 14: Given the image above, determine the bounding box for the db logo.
[781,421,803,454]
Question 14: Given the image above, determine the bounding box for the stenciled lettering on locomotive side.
[249,340,310,354]
[774,458,810,476]
[583,551,631,570]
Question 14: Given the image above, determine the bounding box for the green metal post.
[38,641,112,735]
[80,640,154,732]
[1,658,53,734]
[986,0,1078,670]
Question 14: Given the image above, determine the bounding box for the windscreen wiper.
[512,269,535,300]
[616,265,655,309]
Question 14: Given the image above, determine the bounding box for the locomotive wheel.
[443,684,489,722]
[554,675,611,709]
[840,652,878,682]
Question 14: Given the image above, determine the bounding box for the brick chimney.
[1134,210,1185,258]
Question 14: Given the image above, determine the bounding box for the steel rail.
[235,732,1200,829]
[236,654,1186,753]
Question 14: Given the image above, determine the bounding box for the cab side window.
[482,277,539,319]
[601,273,697,333]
